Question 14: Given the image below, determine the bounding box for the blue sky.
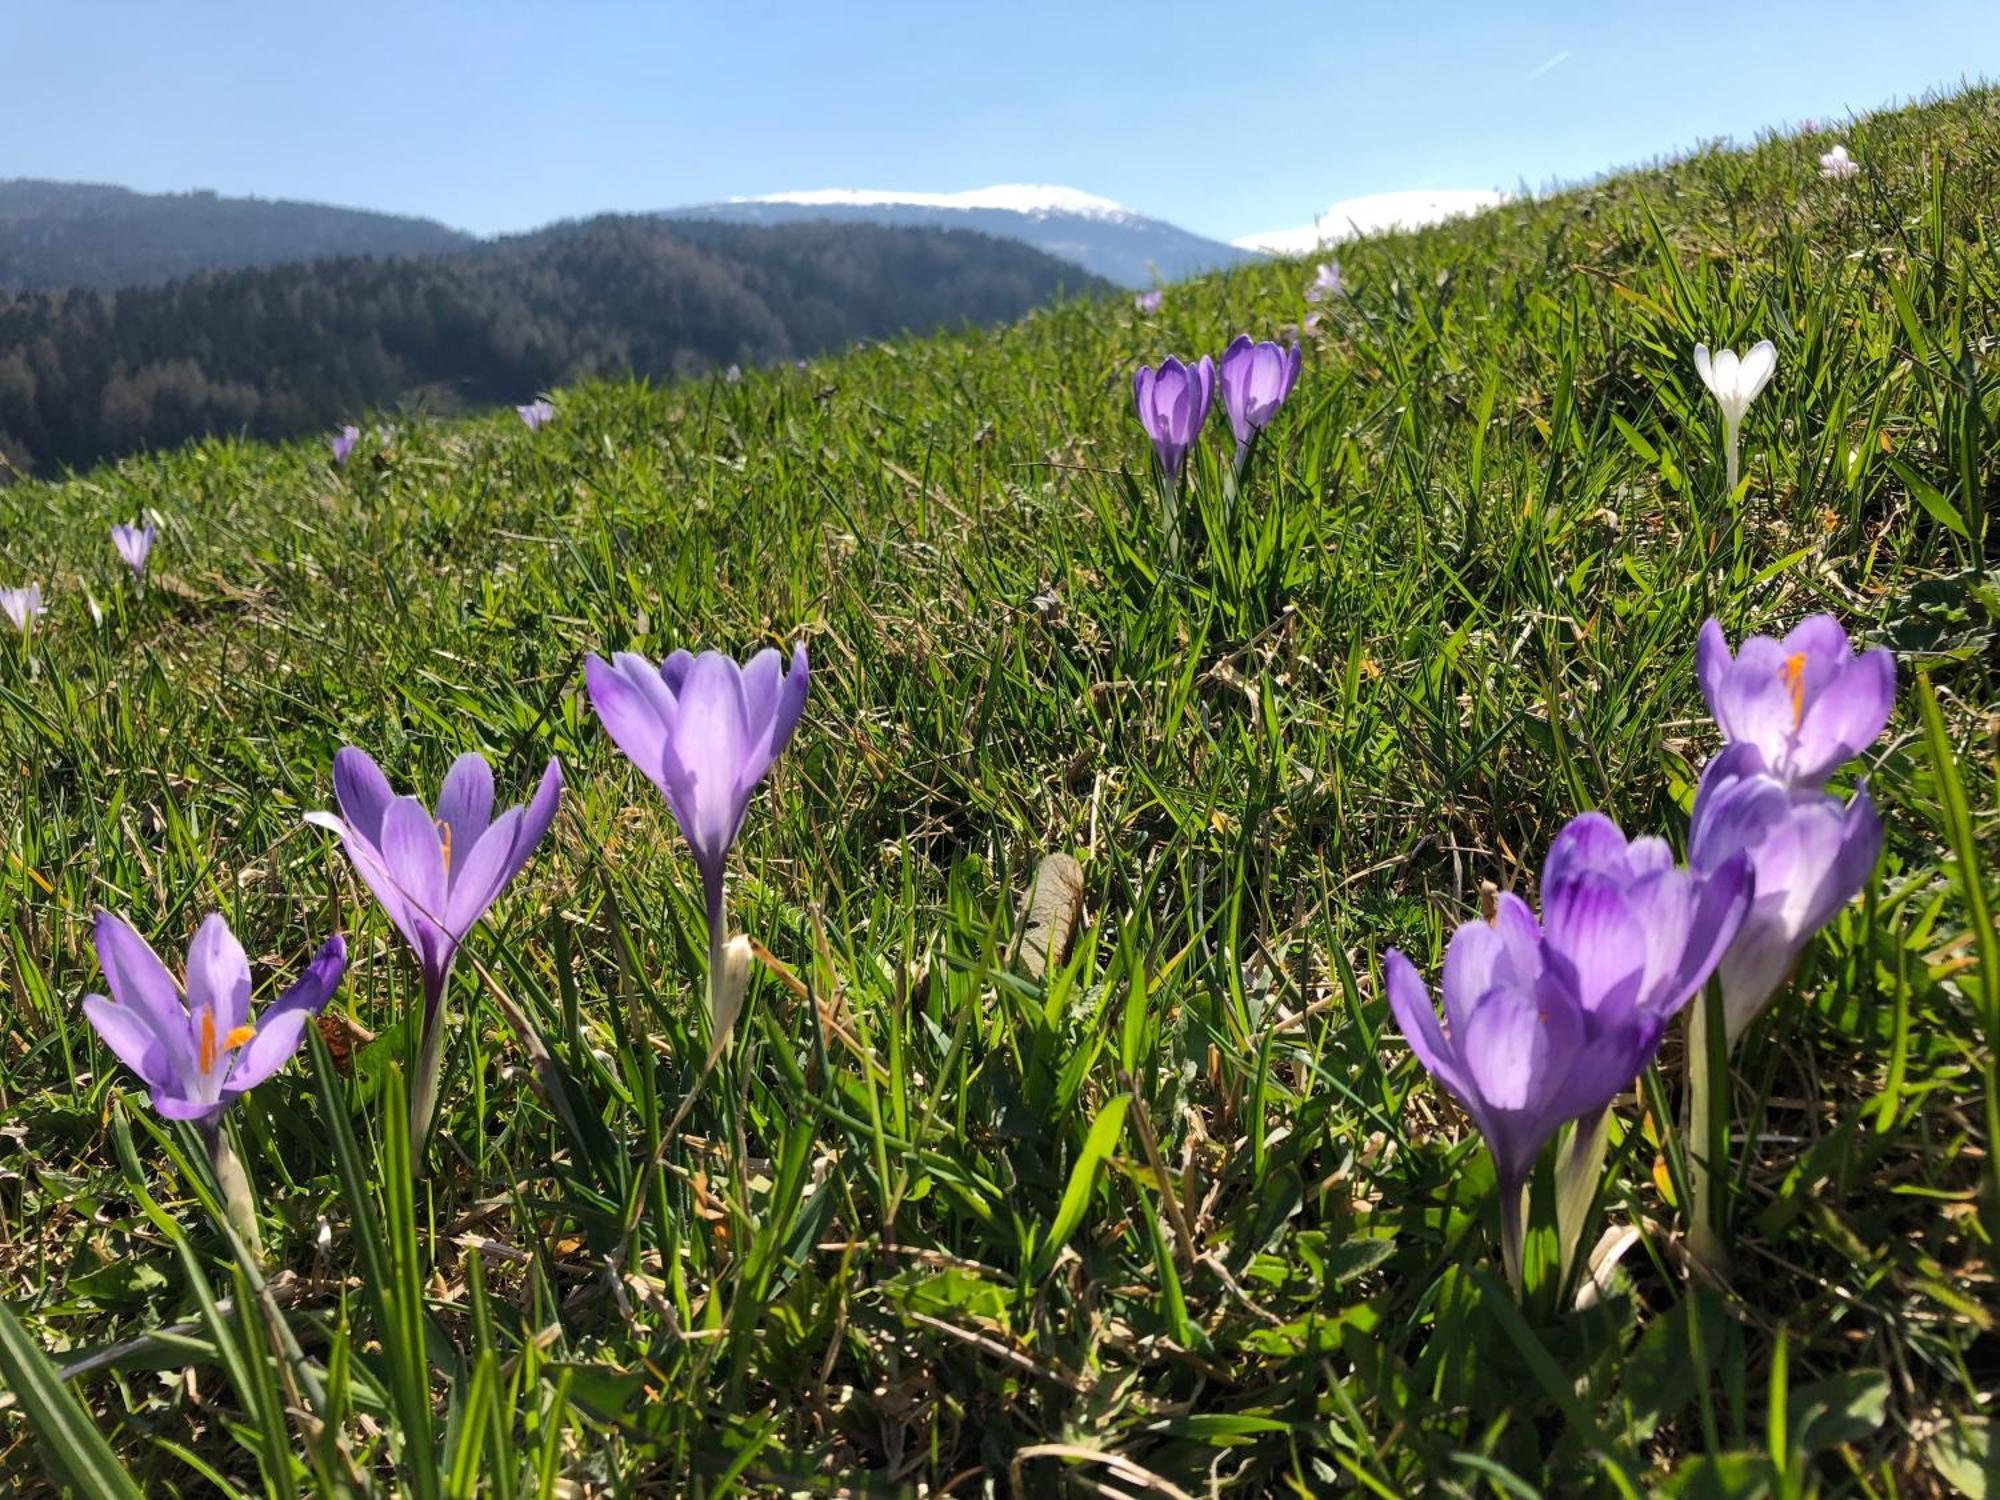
[6,2,1996,240]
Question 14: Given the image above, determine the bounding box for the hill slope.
[0,216,1102,475]
[667,184,1258,287]
[0,178,476,290]
[0,89,1993,1496]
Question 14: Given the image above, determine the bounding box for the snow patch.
[730,184,1138,221]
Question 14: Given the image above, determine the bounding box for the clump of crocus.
[308,749,562,1147]
[1694,616,1894,792]
[1819,144,1859,180]
[517,400,555,430]
[1134,289,1164,315]
[1692,340,1776,497]
[1385,812,1748,1289]
[1218,336,1302,470]
[331,425,361,466]
[1305,261,1343,303]
[2,584,45,635]
[111,520,156,579]
[1680,612,1891,1263]
[585,643,808,1043]
[83,911,346,1247]
[1132,355,1215,488]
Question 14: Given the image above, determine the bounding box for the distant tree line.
[0,217,1100,476]
[0,179,476,292]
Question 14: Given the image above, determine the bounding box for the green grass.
[1,85,1996,1497]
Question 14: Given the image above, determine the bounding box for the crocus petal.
[381,796,449,929]
[151,1091,224,1122]
[1461,981,1573,1185]
[669,652,753,863]
[1441,920,1509,1042]
[223,934,347,1095]
[92,911,196,1082]
[444,807,525,934]
[185,912,253,1040]
[434,753,496,858]
[1541,870,1646,1026]
[1693,344,1714,396]
[585,654,671,794]
[332,746,398,846]
[81,995,173,1091]
[659,649,696,695]
[1739,340,1777,404]
[1788,648,1894,783]
[1383,948,1469,1102]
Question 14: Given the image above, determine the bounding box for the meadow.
[0,85,1995,1497]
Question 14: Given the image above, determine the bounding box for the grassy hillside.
[0,86,1995,1495]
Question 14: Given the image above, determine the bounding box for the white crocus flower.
[1693,340,1777,496]
[1818,144,1859,180]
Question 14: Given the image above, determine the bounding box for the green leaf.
[0,1299,143,1500]
[1786,1369,1889,1456]
[1039,1095,1130,1273]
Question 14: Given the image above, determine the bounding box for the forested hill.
[0,179,476,291]
[0,216,1103,477]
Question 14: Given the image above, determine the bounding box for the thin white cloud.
[1524,49,1572,83]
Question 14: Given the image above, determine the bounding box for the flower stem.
[409,968,449,1154]
[1724,420,1741,499]
[1686,987,1731,1269]
[201,1119,261,1259]
[1499,1178,1528,1295]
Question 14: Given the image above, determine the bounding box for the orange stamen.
[437,819,453,875]
[1780,651,1807,728]
[200,1011,217,1074]
[224,1024,257,1051]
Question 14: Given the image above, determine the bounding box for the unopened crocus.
[331,425,360,466]
[1695,615,1894,791]
[725,364,742,384]
[516,399,555,430]
[1,584,44,634]
[83,911,346,1245]
[1305,261,1343,303]
[111,520,156,578]
[1385,811,1747,1286]
[1691,742,1883,1044]
[1132,354,1215,486]
[1218,335,1302,462]
[308,748,562,1145]
[585,643,808,1031]
[1819,144,1859,180]
[1134,289,1164,315]
[1693,340,1776,495]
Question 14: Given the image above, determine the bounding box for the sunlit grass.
[0,85,1994,1494]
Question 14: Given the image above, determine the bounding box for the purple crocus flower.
[331,425,360,466]
[585,644,809,940]
[1132,355,1215,485]
[111,520,156,577]
[1386,812,1748,1280]
[1134,289,1164,315]
[1218,335,1303,457]
[1696,615,1894,790]
[1691,743,1882,1043]
[516,400,555,431]
[82,911,346,1125]
[1,584,45,634]
[1305,261,1343,303]
[308,748,562,1142]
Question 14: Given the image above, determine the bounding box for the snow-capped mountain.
[664,184,1258,289]
[1233,189,1507,256]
